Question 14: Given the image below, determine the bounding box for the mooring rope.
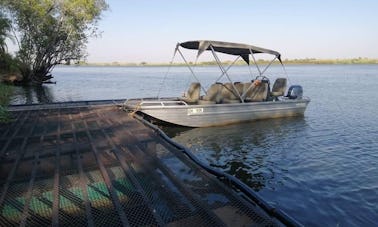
[157,49,177,98]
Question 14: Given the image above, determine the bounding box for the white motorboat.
[124,40,310,127]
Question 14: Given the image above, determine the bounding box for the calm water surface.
[11,65,378,226]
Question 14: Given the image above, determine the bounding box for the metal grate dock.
[0,103,291,226]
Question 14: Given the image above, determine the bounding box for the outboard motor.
[287,85,303,99]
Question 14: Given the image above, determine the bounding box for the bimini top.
[179,40,282,63]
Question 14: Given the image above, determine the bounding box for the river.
[10,64,378,226]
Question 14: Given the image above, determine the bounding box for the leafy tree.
[0,0,108,85]
[0,12,11,54]
[0,11,18,76]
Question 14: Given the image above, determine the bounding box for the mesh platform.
[0,104,285,226]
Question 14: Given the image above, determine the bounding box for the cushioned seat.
[234,82,244,97]
[222,99,241,104]
[200,83,223,104]
[221,82,243,102]
[244,80,268,102]
[181,82,201,104]
[243,82,253,98]
[198,99,216,105]
[221,83,237,100]
[271,78,287,99]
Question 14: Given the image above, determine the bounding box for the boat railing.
[139,100,188,107]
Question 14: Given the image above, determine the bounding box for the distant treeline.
[78,57,378,67]
[282,58,378,64]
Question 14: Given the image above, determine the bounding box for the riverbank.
[79,58,378,67]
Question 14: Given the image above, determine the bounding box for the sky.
[11,0,378,63]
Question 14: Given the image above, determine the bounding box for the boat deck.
[0,101,290,226]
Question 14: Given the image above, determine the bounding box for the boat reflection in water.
[162,116,308,191]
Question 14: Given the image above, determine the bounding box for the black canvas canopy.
[179,40,282,64]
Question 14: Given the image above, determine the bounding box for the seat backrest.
[243,82,253,98]
[181,82,201,104]
[244,81,268,101]
[234,82,244,98]
[202,83,223,103]
[221,82,244,100]
[185,82,201,100]
[272,78,287,96]
[221,83,238,100]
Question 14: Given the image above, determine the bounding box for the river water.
[10,64,378,226]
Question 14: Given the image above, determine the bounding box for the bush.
[0,105,11,122]
[0,53,20,74]
[0,83,13,123]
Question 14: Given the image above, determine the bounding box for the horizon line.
[80,57,378,66]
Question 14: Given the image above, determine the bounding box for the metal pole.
[210,45,243,102]
[249,48,262,76]
[177,48,207,94]
[280,60,292,86]
[247,61,255,80]
[214,56,240,82]
[261,56,277,76]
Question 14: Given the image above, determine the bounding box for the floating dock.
[0,101,299,226]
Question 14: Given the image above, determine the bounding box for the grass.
[0,83,13,123]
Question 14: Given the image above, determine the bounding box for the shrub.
[0,83,13,123]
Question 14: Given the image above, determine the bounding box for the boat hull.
[127,98,310,127]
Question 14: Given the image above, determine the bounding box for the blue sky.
[86,0,378,63]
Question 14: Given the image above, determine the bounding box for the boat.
[124,40,310,127]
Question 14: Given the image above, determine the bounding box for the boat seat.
[224,82,244,103]
[234,82,244,98]
[220,82,243,103]
[199,83,223,104]
[198,99,217,105]
[181,82,201,104]
[271,78,287,99]
[221,83,237,100]
[222,98,241,104]
[244,80,269,102]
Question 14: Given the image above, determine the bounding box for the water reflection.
[11,85,54,104]
[162,117,308,191]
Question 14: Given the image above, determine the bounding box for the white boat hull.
[126,98,310,127]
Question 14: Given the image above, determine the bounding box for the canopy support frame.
[214,56,240,83]
[210,45,244,103]
[249,48,262,76]
[261,56,277,76]
[177,47,208,95]
[242,49,277,100]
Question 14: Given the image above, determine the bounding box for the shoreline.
[75,58,378,67]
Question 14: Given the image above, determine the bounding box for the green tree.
[0,0,108,85]
[0,11,18,76]
[0,12,11,54]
